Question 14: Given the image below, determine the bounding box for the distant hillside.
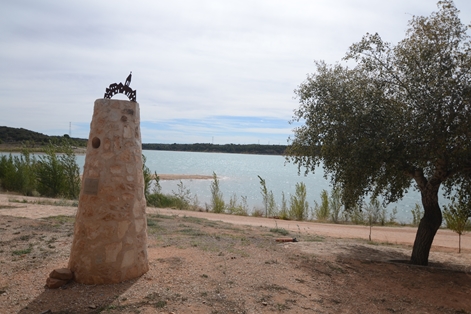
[0,126,87,147]
[0,126,288,155]
[142,143,287,155]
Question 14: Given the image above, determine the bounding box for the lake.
[140,150,430,223]
[2,150,447,223]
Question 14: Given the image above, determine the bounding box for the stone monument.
[68,73,149,284]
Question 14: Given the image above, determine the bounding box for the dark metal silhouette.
[104,72,137,102]
[125,71,132,86]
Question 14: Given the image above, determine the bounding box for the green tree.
[286,1,471,265]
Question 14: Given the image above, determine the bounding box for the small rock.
[46,277,68,289]
[49,268,74,281]
[88,304,97,309]
[262,302,268,306]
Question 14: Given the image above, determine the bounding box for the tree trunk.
[410,183,443,265]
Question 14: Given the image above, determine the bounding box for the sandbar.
[156,174,213,180]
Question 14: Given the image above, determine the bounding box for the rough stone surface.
[68,99,149,284]
[49,268,74,281]
[46,277,68,289]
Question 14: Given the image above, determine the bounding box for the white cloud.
[1,0,470,143]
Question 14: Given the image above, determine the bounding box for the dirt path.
[1,193,469,254]
[150,208,471,253]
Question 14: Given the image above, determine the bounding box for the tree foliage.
[287,1,471,265]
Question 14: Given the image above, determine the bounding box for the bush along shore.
[145,170,402,226]
[0,142,81,199]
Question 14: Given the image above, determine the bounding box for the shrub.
[251,208,265,217]
[59,145,81,199]
[0,143,80,199]
[364,197,385,240]
[270,227,289,236]
[172,180,192,210]
[329,188,343,223]
[36,145,63,197]
[443,195,471,253]
[411,204,423,226]
[258,175,277,217]
[365,198,383,225]
[142,154,152,200]
[346,203,365,224]
[210,172,225,213]
[34,142,80,199]
[278,192,290,220]
[289,182,309,221]
[227,194,249,216]
[146,193,181,208]
[314,189,330,221]
[0,151,37,195]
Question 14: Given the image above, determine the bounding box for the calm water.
[140,150,430,223]
[3,150,449,223]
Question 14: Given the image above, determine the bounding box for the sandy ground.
[1,192,471,313]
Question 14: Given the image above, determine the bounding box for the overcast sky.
[1,0,470,144]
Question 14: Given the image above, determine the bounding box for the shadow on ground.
[19,279,137,314]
